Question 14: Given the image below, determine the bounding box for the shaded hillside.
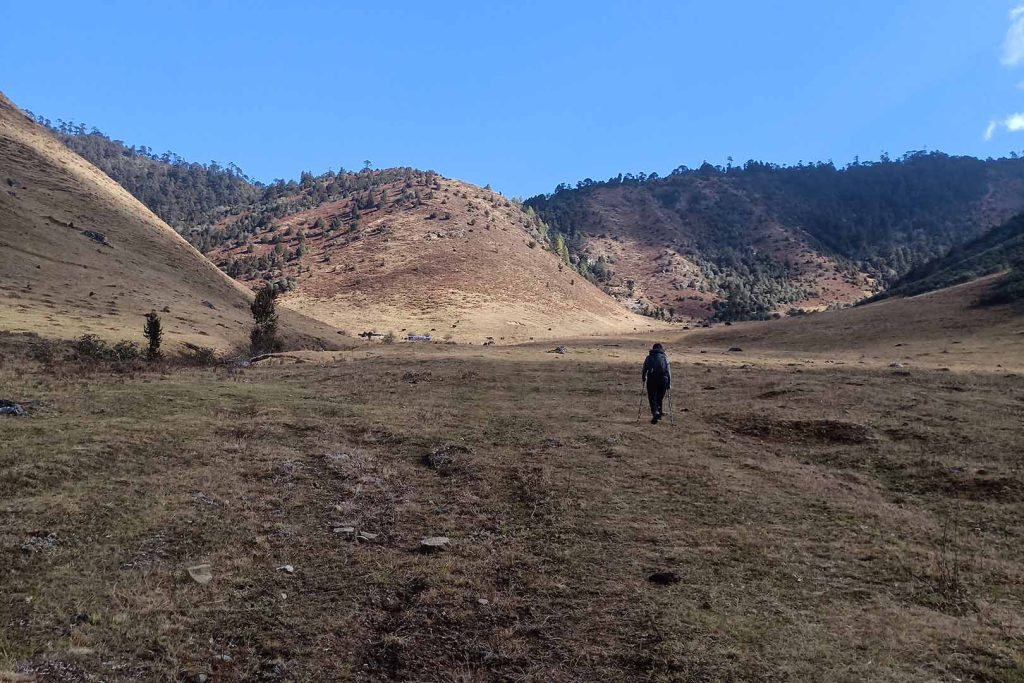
[525,154,1024,321]
[0,92,339,350]
[207,173,659,343]
[877,213,1024,304]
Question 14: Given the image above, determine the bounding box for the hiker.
[642,343,671,424]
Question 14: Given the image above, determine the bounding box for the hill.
[672,274,1024,371]
[35,118,1024,326]
[24,112,258,234]
[29,118,658,341]
[205,172,658,343]
[0,92,338,351]
[876,213,1024,305]
[525,154,1024,321]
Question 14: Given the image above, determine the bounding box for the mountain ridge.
[25,110,1024,324]
[525,154,1024,320]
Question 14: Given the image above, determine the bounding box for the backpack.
[647,351,670,380]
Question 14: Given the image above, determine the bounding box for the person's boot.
[651,414,660,424]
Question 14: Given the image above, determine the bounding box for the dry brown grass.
[1,305,1022,681]
[209,179,661,345]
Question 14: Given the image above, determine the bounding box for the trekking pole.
[635,381,646,423]
[667,388,675,425]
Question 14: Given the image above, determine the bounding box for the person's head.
[652,343,664,352]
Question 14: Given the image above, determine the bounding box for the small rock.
[728,347,743,353]
[357,531,379,542]
[548,346,568,354]
[333,526,356,537]
[889,362,905,368]
[277,564,295,573]
[419,536,451,552]
[477,598,490,606]
[648,571,681,585]
[67,646,95,656]
[0,399,26,416]
[187,564,213,585]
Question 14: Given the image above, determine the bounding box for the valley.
[1,84,1023,682]
[1,275,1022,680]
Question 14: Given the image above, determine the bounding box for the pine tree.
[143,311,163,360]
[250,287,282,355]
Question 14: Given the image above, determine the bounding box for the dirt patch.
[755,388,806,399]
[888,464,1024,502]
[421,443,473,477]
[722,415,872,445]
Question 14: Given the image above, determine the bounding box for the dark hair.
[652,343,663,351]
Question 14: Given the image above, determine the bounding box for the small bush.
[111,340,142,362]
[73,334,140,362]
[382,331,396,345]
[179,343,219,366]
[73,334,111,360]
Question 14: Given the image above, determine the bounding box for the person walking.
[642,343,671,424]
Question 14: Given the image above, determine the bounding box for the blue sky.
[1,1,1023,197]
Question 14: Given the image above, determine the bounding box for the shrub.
[111,340,142,361]
[73,334,111,360]
[179,343,219,366]
[73,334,140,362]
[382,331,396,344]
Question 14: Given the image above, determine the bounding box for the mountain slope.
[0,92,337,350]
[24,113,258,233]
[208,174,659,343]
[526,155,1024,321]
[877,212,1024,302]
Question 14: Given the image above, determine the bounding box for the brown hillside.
[0,92,339,351]
[211,178,660,343]
[573,181,874,319]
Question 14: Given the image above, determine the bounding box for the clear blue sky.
[2,1,1023,197]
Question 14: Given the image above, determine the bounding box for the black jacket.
[642,349,671,387]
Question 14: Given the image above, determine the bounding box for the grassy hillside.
[526,154,1024,320]
[206,173,661,343]
[677,274,1024,369]
[0,92,340,351]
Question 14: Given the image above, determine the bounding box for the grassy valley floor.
[1,336,1022,681]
